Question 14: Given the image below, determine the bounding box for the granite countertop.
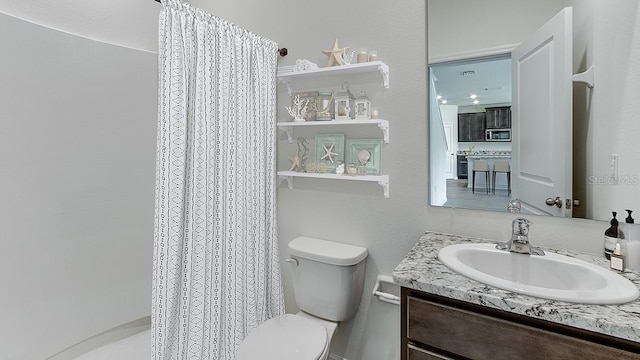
[465,154,512,159]
[393,231,640,343]
[458,151,512,159]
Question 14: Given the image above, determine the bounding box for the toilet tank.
[288,236,368,322]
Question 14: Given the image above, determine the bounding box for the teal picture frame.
[314,134,346,173]
[346,139,383,175]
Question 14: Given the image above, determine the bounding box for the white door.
[443,122,455,179]
[512,7,573,217]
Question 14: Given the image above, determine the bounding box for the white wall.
[0,4,157,359]
[0,0,160,52]
[569,0,640,220]
[428,0,571,59]
[3,1,637,360]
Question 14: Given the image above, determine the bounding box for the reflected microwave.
[485,129,511,142]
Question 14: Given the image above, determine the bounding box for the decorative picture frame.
[346,139,383,175]
[293,91,319,121]
[315,134,346,173]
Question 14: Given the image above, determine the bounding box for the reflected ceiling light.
[441,99,448,104]
[473,100,480,104]
[436,95,443,100]
[470,94,477,99]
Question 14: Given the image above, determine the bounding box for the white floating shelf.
[277,119,389,143]
[277,61,389,95]
[277,171,389,198]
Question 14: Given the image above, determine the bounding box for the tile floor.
[443,179,511,212]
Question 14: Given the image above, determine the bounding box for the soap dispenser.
[610,243,625,272]
[624,209,635,241]
[604,211,624,259]
[624,209,640,270]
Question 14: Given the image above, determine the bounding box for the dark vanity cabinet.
[457,112,485,142]
[401,288,640,360]
[485,106,511,129]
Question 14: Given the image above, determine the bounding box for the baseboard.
[45,316,151,360]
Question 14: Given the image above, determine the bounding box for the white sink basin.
[438,243,640,304]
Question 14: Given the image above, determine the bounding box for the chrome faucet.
[496,218,545,255]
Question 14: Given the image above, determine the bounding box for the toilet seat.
[236,314,328,360]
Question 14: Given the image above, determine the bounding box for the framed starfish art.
[314,134,346,173]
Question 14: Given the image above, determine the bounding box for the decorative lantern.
[354,91,372,120]
[334,82,355,120]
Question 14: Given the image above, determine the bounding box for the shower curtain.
[152,1,284,359]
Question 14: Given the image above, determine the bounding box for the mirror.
[428,0,640,221]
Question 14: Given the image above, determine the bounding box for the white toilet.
[236,236,368,360]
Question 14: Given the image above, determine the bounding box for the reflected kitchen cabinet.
[458,112,485,142]
[485,106,511,129]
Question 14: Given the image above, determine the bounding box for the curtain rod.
[152,0,286,57]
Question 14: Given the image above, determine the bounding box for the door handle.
[545,197,562,208]
[566,198,581,209]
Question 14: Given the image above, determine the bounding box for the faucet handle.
[502,217,545,255]
[512,217,531,236]
[507,199,521,213]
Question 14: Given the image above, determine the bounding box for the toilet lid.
[236,314,328,360]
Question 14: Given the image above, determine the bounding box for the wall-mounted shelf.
[277,119,389,143]
[277,61,390,95]
[276,61,391,198]
[277,171,389,198]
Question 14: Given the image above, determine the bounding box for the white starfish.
[288,155,302,171]
[320,143,339,163]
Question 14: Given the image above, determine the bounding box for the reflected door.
[444,122,455,179]
[512,7,573,217]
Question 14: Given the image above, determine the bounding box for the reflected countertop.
[465,154,512,159]
[393,231,640,343]
[458,150,512,159]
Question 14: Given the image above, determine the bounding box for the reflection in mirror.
[429,56,512,213]
[427,0,640,221]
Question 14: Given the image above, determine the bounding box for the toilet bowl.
[235,236,367,360]
[235,312,336,360]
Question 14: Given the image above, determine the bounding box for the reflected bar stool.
[492,160,511,195]
[472,160,490,194]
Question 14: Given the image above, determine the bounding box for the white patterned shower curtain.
[152,1,284,359]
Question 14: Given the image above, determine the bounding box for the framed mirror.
[428,0,640,221]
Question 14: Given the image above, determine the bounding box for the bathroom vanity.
[393,232,640,360]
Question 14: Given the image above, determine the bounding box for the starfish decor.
[320,143,339,163]
[322,39,349,67]
[289,154,305,171]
